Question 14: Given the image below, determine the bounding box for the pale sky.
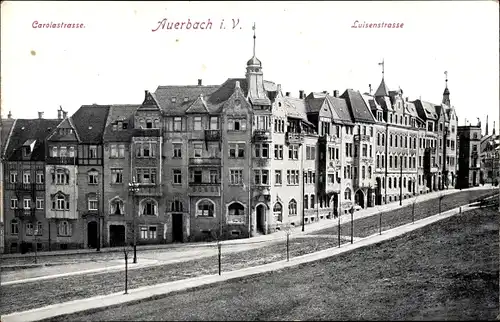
[2,1,499,134]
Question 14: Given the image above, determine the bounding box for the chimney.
[63,111,68,119]
[286,92,291,97]
[333,90,339,98]
[277,84,281,94]
[145,90,149,99]
[38,112,44,119]
[299,90,304,99]
[369,84,372,94]
[323,90,328,94]
[405,97,408,102]
[57,110,62,120]
[493,121,496,135]
[198,79,202,86]
[7,110,12,119]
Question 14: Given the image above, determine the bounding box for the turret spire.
[378,59,385,79]
[252,23,256,58]
[442,70,450,106]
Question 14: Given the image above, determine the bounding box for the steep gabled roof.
[103,105,140,142]
[1,118,15,158]
[4,118,61,161]
[374,78,390,97]
[282,97,309,121]
[71,105,111,144]
[46,117,80,142]
[185,95,210,114]
[341,89,376,124]
[154,84,220,115]
[413,100,439,121]
[326,96,354,125]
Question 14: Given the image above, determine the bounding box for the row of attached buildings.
[1,49,475,254]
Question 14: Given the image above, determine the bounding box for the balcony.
[133,128,161,138]
[253,157,271,167]
[253,129,271,142]
[189,157,221,167]
[134,184,163,197]
[327,160,341,169]
[205,130,221,141]
[285,132,304,145]
[430,165,439,173]
[188,183,221,197]
[253,185,271,195]
[353,179,374,190]
[46,156,78,165]
[14,208,36,220]
[354,134,370,142]
[14,183,44,191]
[319,135,341,144]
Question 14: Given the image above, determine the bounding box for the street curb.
[2,203,487,322]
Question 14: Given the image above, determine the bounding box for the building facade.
[3,41,466,252]
[457,123,482,188]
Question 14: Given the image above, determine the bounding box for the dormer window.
[171,97,177,103]
[139,119,146,129]
[51,146,58,157]
[113,124,118,131]
[23,146,31,157]
[60,147,67,157]
[184,97,189,102]
[69,146,75,157]
[122,122,128,129]
[118,121,123,130]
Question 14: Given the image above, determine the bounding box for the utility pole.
[384,124,389,204]
[302,167,306,232]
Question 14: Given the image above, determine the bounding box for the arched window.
[381,134,385,146]
[36,221,43,235]
[53,193,69,210]
[368,166,372,179]
[154,119,160,129]
[197,199,215,217]
[171,200,183,212]
[362,166,366,179]
[381,155,385,168]
[377,133,380,145]
[146,119,153,128]
[273,203,283,222]
[140,199,158,216]
[110,197,124,215]
[304,195,309,209]
[376,155,380,168]
[288,199,297,216]
[389,177,392,188]
[11,219,19,234]
[389,156,393,168]
[59,220,71,236]
[403,177,407,187]
[390,134,393,147]
[139,119,146,129]
[228,202,245,216]
[344,188,352,200]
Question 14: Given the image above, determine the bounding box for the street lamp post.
[350,206,354,244]
[302,172,306,232]
[128,178,140,264]
[399,155,403,206]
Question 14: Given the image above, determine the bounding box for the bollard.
[218,242,222,276]
[124,251,128,295]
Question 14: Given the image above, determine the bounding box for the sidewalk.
[1,185,495,284]
[2,185,493,261]
[0,203,482,322]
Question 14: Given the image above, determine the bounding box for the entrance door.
[172,213,183,243]
[256,205,266,234]
[355,190,364,208]
[87,221,98,249]
[109,225,125,247]
[472,171,477,186]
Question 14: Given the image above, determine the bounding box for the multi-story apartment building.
[3,113,61,253]
[457,123,482,188]
[0,112,16,253]
[2,37,465,252]
[480,121,499,185]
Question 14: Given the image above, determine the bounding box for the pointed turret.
[442,71,450,106]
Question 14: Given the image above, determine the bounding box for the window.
[36,172,44,184]
[328,173,335,184]
[111,168,123,184]
[23,171,31,184]
[193,143,203,158]
[192,169,203,183]
[173,117,182,131]
[11,219,19,234]
[36,198,44,209]
[306,146,316,160]
[110,144,118,158]
[344,188,352,200]
[10,199,18,209]
[36,221,43,235]
[173,143,182,158]
[60,147,67,157]
[376,155,380,168]
[310,194,315,209]
[230,169,243,185]
[255,143,269,158]
[197,199,215,217]
[51,146,58,157]
[136,142,156,158]
[362,144,367,157]
[173,169,182,184]
[58,221,72,236]
[288,145,299,160]
[288,199,297,216]
[171,200,183,212]
[229,143,245,158]
[210,117,219,130]
[273,203,283,222]
[381,134,385,146]
[193,116,202,131]
[89,145,98,158]
[53,194,69,210]
[140,226,158,239]
[23,198,31,209]
[275,170,282,185]
[88,196,98,211]
[10,171,17,183]
[228,202,245,216]
[286,170,300,185]
[141,199,158,216]
[368,166,372,179]
[254,169,269,185]
[228,118,247,131]
[111,198,124,215]
[362,166,366,179]
[274,144,284,160]
[88,170,98,185]
[137,168,157,184]
[210,170,219,183]
[304,195,309,209]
